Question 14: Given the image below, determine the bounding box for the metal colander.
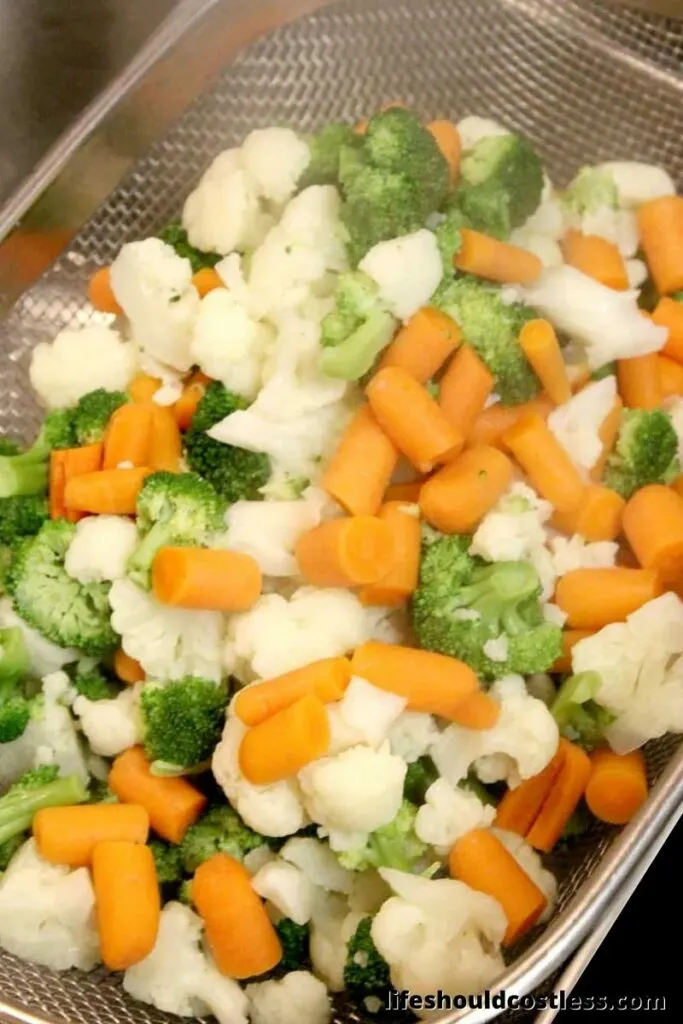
[1,1,683,1022]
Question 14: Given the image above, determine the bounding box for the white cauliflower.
[29,325,136,409]
[597,161,675,208]
[138,351,184,406]
[492,829,557,922]
[251,858,316,925]
[0,597,77,678]
[627,258,648,290]
[124,902,248,1024]
[547,376,618,474]
[550,535,618,576]
[470,482,552,563]
[577,206,640,259]
[415,779,496,856]
[241,127,311,205]
[456,116,509,152]
[109,579,225,683]
[309,892,364,992]
[0,840,100,972]
[389,711,441,763]
[431,675,559,789]
[358,230,443,321]
[64,515,138,584]
[280,838,353,894]
[247,971,331,1024]
[327,677,406,754]
[511,195,565,270]
[190,288,275,400]
[348,870,392,915]
[73,683,142,758]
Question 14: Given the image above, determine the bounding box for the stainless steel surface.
[0,1,683,1022]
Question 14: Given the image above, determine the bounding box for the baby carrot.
[438,345,495,439]
[366,366,464,473]
[552,630,596,674]
[351,641,478,720]
[454,228,543,286]
[449,829,547,945]
[295,516,396,588]
[64,467,152,516]
[33,804,149,868]
[359,501,422,607]
[551,484,625,543]
[321,405,398,517]
[149,405,182,473]
[495,747,565,836]
[379,307,462,382]
[173,370,212,430]
[653,296,683,365]
[152,547,262,612]
[590,397,623,482]
[560,230,629,290]
[554,567,663,629]
[617,353,663,410]
[468,396,554,449]
[637,195,683,295]
[585,748,648,826]
[519,320,571,406]
[192,854,282,979]
[239,693,330,785]
[419,445,514,534]
[427,120,461,184]
[92,840,160,971]
[129,373,162,403]
[622,484,683,585]
[49,443,104,522]
[234,657,352,727]
[114,648,145,685]
[384,480,424,503]
[192,267,224,297]
[502,412,585,514]
[108,747,206,843]
[103,401,155,469]
[527,739,592,853]
[449,690,500,731]
[658,355,683,399]
[88,266,123,315]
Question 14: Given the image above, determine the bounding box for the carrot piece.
[173,370,212,430]
[239,694,330,785]
[438,345,495,439]
[88,266,123,315]
[419,445,514,534]
[652,296,683,364]
[108,747,206,843]
[49,443,104,522]
[384,480,424,503]
[428,120,461,184]
[149,405,182,472]
[550,484,625,543]
[449,829,547,944]
[379,307,462,382]
[617,353,663,410]
[192,267,224,298]
[448,690,500,731]
[92,840,160,971]
[659,356,683,401]
[358,501,422,607]
[192,854,282,979]
[585,748,648,826]
[152,547,262,611]
[560,230,629,290]
[64,467,152,516]
[494,747,565,836]
[590,397,623,482]
[527,739,592,853]
[350,641,478,720]
[103,401,155,469]
[454,228,543,286]
[637,195,683,295]
[622,484,683,585]
[519,320,572,406]
[321,406,398,517]
[552,630,595,674]
[295,516,396,588]
[33,804,149,868]
[129,373,162,403]
[468,396,554,449]
[554,567,663,629]
[672,475,683,500]
[502,412,586,514]
[234,657,352,727]
[114,648,145,685]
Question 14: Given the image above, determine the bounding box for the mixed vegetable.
[1,103,682,1024]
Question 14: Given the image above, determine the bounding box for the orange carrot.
[672,475,683,500]
[449,690,501,731]
[495,747,565,836]
[103,401,155,469]
[129,373,162,403]
[419,445,514,534]
[234,657,352,727]
[637,195,683,295]
[33,804,149,868]
[152,547,262,611]
[359,501,422,607]
[192,267,224,297]
[438,345,495,439]
[560,230,629,290]
[590,397,623,482]
[519,320,571,405]
[617,353,663,410]
[551,484,625,543]
[622,484,683,586]
[238,694,330,785]
[552,630,595,674]
[350,641,479,720]
[173,370,212,430]
[108,747,206,843]
[92,840,160,971]
[88,266,123,315]
[64,467,152,516]
[192,854,282,979]
[295,516,396,588]
[527,739,592,852]
[554,567,663,629]
[585,748,648,826]
[321,405,398,517]
[502,412,586,513]
[384,480,424,503]
[449,829,547,944]
[653,296,683,364]
[658,355,683,399]
[149,405,182,472]
[49,443,104,522]
[468,396,554,449]
[428,120,461,184]
[114,648,145,685]
[454,228,543,286]
[379,307,461,382]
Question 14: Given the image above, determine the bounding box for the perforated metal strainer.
[1,2,683,1022]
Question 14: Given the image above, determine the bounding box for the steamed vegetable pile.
[2,103,683,1024]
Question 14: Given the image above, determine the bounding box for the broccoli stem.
[550,671,601,730]
[0,458,48,499]
[0,773,88,846]
[0,627,30,690]
[126,520,174,587]
[451,561,540,633]
[150,758,212,778]
[321,309,396,380]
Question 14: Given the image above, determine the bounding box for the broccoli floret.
[0,495,49,547]
[0,409,75,499]
[149,838,185,885]
[434,275,540,404]
[403,755,439,806]
[127,471,224,588]
[602,409,679,499]
[178,878,194,905]
[320,270,397,380]
[71,661,121,702]
[160,222,221,274]
[275,919,311,973]
[551,672,614,750]
[140,677,229,776]
[337,800,428,873]
[7,519,117,655]
[299,123,360,188]
[72,388,128,445]
[0,626,31,743]
[180,803,267,873]
[0,766,87,848]
[434,203,467,276]
[561,166,619,217]
[344,916,391,994]
[185,383,271,503]
[456,133,544,239]
[88,779,118,804]
[560,805,593,842]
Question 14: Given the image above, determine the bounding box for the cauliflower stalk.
[29,325,136,410]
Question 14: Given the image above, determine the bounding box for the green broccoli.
[403,755,439,806]
[344,916,391,995]
[551,672,614,750]
[560,804,593,842]
[456,133,544,239]
[299,123,360,188]
[602,409,679,499]
[7,519,117,656]
[0,495,49,546]
[0,438,20,457]
[0,765,88,849]
[185,383,271,503]
[0,409,75,499]
[88,779,118,804]
[127,471,224,588]
[178,878,194,905]
[0,833,24,871]
[591,361,616,382]
[180,803,268,873]
[160,222,221,273]
[434,275,540,404]
[561,166,619,217]
[72,389,128,445]
[71,661,122,702]
[149,838,185,885]
[434,202,467,276]
[140,677,229,776]
[0,626,31,743]
[275,919,311,973]
[337,800,428,873]
[320,271,397,380]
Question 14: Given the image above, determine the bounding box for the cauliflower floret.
[73,683,142,758]
[550,535,618,576]
[247,971,331,1024]
[280,838,353,894]
[251,858,316,925]
[124,902,248,1024]
[0,597,77,678]
[627,258,648,290]
[0,840,99,971]
[29,325,136,409]
[309,891,363,992]
[492,829,557,922]
[326,677,406,754]
[298,742,406,834]
[470,482,552,563]
[359,230,443,321]
[456,116,510,152]
[597,161,675,209]
[64,515,138,584]
[511,195,565,269]
[547,376,618,474]
[576,206,640,259]
[415,779,496,856]
[241,127,312,205]
[190,288,275,400]
[109,579,225,683]
[389,711,441,763]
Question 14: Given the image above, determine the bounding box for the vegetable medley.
[2,104,683,1023]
